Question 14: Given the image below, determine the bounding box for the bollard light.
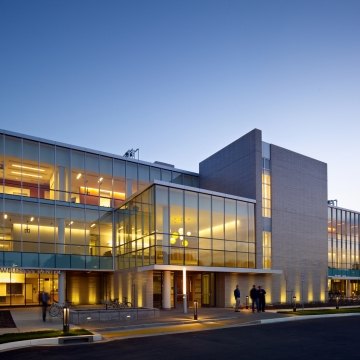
[193,299,198,320]
[63,305,70,333]
[245,295,249,310]
[336,295,339,310]
[292,296,297,312]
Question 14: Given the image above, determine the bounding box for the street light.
[63,305,70,333]
[336,295,340,310]
[292,296,297,312]
[193,300,198,320]
[183,267,187,314]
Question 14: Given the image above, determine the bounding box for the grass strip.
[278,307,360,316]
[0,329,92,344]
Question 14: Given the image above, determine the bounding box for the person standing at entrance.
[40,291,49,322]
[250,285,258,313]
[234,285,241,312]
[258,285,266,312]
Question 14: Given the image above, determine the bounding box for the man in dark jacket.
[40,291,49,321]
[234,285,241,312]
[258,285,266,312]
[249,284,258,313]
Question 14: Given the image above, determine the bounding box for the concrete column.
[347,280,352,297]
[145,271,153,308]
[58,271,66,304]
[113,272,120,301]
[162,270,171,309]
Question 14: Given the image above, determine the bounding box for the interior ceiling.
[3,157,53,184]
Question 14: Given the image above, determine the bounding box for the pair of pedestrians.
[250,284,266,312]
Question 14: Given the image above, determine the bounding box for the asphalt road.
[2,316,358,360]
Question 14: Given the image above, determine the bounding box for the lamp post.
[292,295,297,312]
[193,299,198,320]
[63,304,70,333]
[183,267,187,314]
[245,295,249,310]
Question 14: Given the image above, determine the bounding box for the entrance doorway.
[174,272,216,308]
[201,273,215,307]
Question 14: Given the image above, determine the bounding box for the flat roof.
[153,180,256,203]
[0,128,198,176]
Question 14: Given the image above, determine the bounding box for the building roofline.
[120,179,256,205]
[328,205,360,214]
[153,180,256,203]
[0,128,198,176]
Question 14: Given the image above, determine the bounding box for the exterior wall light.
[63,305,70,333]
[336,295,340,310]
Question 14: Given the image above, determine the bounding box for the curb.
[0,333,102,352]
[259,312,360,325]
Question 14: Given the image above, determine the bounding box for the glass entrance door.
[173,271,216,308]
[202,272,215,307]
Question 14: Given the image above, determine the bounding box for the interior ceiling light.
[3,214,8,219]
[90,223,96,228]
[12,164,45,172]
[98,177,104,183]
[76,173,82,180]
[11,171,43,179]
[30,217,34,222]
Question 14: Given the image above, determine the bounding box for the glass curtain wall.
[0,133,199,206]
[0,132,199,271]
[116,184,255,269]
[328,206,360,297]
[328,207,360,276]
[262,142,272,269]
[0,270,59,306]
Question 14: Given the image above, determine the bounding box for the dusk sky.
[1,0,359,210]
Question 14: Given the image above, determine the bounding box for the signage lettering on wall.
[0,268,61,274]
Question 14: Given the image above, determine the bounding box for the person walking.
[40,291,49,322]
[234,284,241,312]
[250,284,258,313]
[258,285,266,312]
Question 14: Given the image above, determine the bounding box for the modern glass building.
[0,129,198,306]
[114,181,257,308]
[0,128,357,308]
[328,204,360,297]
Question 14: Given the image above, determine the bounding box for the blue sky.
[1,0,359,210]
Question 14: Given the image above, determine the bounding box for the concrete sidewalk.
[1,307,64,334]
[2,305,360,352]
[1,306,286,335]
[2,304,355,335]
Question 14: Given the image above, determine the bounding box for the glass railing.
[328,267,360,277]
[0,251,113,270]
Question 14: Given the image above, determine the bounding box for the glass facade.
[116,183,256,269]
[262,231,272,269]
[262,142,272,269]
[328,206,360,276]
[0,131,199,272]
[328,206,360,297]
